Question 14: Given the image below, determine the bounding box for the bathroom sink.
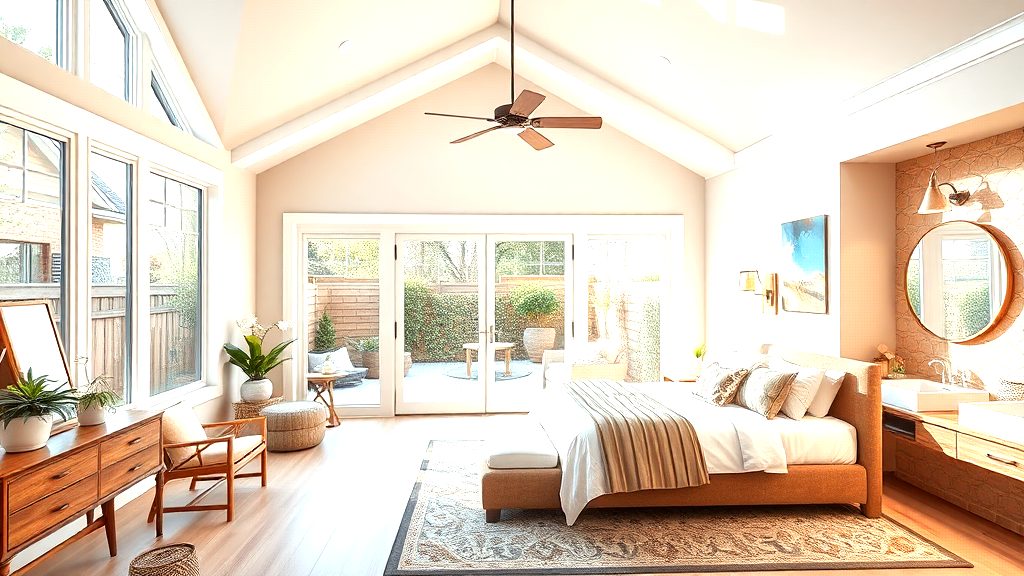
[959,402,1024,446]
[881,378,990,412]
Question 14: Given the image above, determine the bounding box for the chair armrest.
[162,435,231,450]
[202,416,267,440]
[202,416,266,428]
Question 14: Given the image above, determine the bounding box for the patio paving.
[324,359,543,411]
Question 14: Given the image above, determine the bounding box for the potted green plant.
[0,369,78,452]
[512,286,560,362]
[224,317,295,402]
[76,376,122,426]
[353,336,380,379]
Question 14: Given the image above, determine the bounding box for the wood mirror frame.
[0,300,77,433]
[904,221,1014,344]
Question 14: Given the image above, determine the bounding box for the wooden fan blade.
[518,128,554,150]
[425,112,496,122]
[509,90,546,117]
[530,116,603,129]
[451,125,502,143]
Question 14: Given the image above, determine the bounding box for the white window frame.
[84,0,140,104]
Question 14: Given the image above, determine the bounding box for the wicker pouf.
[129,543,200,576]
[233,396,284,419]
[261,401,328,452]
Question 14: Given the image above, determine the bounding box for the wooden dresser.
[882,405,1024,535]
[0,411,162,575]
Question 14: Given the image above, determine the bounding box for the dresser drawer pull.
[52,503,70,513]
[128,463,143,473]
[128,437,143,446]
[51,470,71,480]
[986,453,1020,467]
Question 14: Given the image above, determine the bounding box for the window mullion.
[132,159,152,404]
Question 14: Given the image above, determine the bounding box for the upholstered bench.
[261,401,328,452]
[481,423,561,522]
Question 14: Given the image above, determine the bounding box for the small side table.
[463,342,515,377]
[233,396,284,419]
[306,373,341,427]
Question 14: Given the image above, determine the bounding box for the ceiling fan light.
[917,171,951,214]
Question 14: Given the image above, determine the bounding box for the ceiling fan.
[423,0,602,150]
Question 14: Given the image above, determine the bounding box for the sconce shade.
[918,171,951,214]
[739,270,760,292]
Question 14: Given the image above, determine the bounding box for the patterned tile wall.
[895,127,1024,390]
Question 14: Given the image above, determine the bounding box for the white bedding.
[531,381,857,525]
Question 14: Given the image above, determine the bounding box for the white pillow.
[806,370,847,417]
[780,367,825,420]
[326,347,357,372]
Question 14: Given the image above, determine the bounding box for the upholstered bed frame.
[481,351,883,522]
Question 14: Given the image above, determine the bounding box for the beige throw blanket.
[562,379,710,493]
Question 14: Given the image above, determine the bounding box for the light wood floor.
[28,414,1024,576]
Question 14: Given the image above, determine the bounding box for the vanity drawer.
[916,422,956,457]
[7,447,99,513]
[100,419,160,467]
[8,475,98,550]
[100,443,160,497]
[957,434,1024,482]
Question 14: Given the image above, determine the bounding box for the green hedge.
[403,282,562,362]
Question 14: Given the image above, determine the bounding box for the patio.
[320,359,543,410]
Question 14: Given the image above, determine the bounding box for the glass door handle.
[477,326,494,343]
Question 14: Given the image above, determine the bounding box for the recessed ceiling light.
[337,39,352,53]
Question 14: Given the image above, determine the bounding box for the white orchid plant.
[224,316,295,381]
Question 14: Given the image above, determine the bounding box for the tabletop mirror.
[905,221,1013,342]
[0,301,73,391]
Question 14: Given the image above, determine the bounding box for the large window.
[0,121,66,339]
[148,173,201,393]
[0,0,62,65]
[89,0,129,100]
[89,151,131,400]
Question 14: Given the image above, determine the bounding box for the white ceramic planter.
[240,378,273,402]
[77,402,108,426]
[523,327,557,363]
[0,414,54,453]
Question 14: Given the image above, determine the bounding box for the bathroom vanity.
[883,403,1024,535]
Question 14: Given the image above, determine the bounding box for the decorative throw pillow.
[326,347,357,372]
[695,362,750,406]
[734,364,797,419]
[780,367,825,420]
[806,370,847,417]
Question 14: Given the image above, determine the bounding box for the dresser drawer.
[957,433,1024,482]
[8,447,98,513]
[8,475,98,550]
[100,419,160,467]
[100,443,160,497]
[916,421,956,457]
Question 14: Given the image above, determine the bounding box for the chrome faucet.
[933,356,962,387]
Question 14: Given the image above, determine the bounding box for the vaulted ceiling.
[155,0,1024,175]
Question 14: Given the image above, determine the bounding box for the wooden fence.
[0,285,197,394]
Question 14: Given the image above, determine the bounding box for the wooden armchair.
[147,404,268,536]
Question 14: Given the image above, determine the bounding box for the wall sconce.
[918,141,970,214]
[738,270,778,314]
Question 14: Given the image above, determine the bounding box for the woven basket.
[233,396,284,419]
[995,378,1024,401]
[129,544,200,576]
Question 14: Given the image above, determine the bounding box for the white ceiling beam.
[492,29,734,178]
[232,28,501,172]
[232,24,735,177]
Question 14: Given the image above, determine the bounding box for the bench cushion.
[486,427,559,469]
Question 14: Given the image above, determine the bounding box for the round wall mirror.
[906,221,1013,342]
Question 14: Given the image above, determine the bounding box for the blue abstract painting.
[780,215,828,313]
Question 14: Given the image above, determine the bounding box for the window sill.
[131,381,224,412]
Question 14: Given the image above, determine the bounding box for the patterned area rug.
[386,441,970,575]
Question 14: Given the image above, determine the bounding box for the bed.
[480,350,882,523]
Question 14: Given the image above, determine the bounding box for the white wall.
[705,44,1024,358]
[256,64,707,384]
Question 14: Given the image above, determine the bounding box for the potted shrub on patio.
[0,369,78,452]
[512,286,560,363]
[354,337,380,379]
[224,317,295,402]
